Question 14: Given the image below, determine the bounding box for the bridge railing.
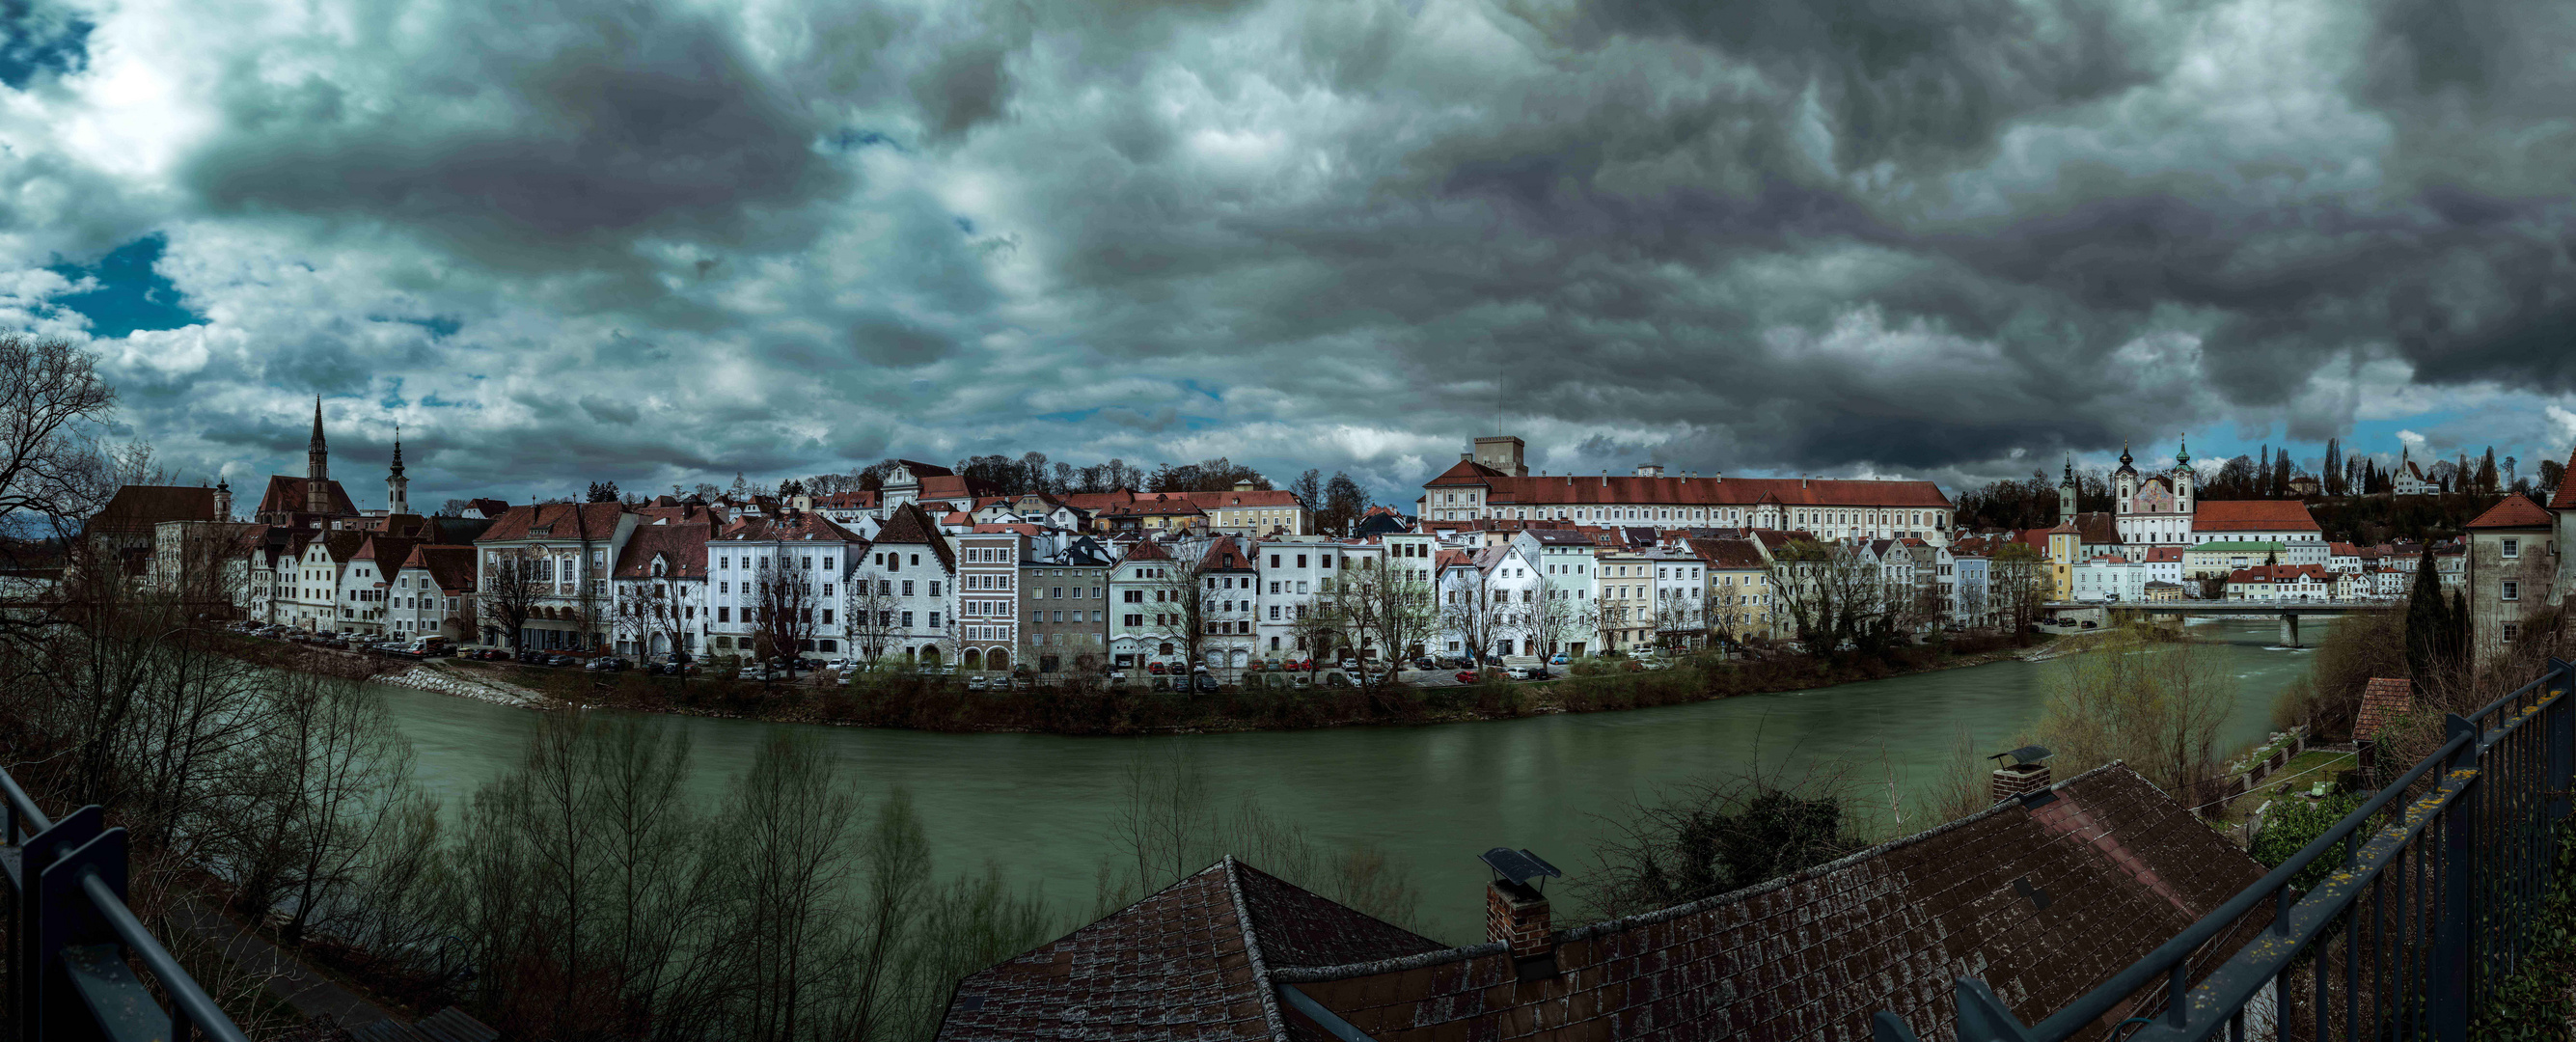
[1875,657,2574,1042]
[1,768,250,1042]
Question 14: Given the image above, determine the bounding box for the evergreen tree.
[2403,546,2446,679]
[2323,438,2342,496]
[2477,448,2498,493]
[585,480,620,503]
[2448,589,2470,667]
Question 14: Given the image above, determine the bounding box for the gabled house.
[389,545,477,642]
[707,509,864,661]
[609,520,711,660]
[473,502,636,652]
[852,502,957,665]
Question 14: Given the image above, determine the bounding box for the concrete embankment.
[372,662,555,709]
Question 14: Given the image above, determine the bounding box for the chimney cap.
[1989,745,2054,765]
[1479,847,1562,888]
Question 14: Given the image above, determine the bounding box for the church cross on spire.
[310,395,326,449]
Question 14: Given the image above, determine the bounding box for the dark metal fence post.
[2430,713,2479,1042]
[2550,659,2574,824]
[14,804,102,1040]
[38,827,129,1042]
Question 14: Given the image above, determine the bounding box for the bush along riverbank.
[384,631,2050,734]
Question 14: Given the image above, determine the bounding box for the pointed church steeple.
[306,396,332,516]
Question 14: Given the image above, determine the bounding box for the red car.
[1147,661,1166,674]
[1454,670,1479,685]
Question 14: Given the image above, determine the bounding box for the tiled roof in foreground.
[939,764,2269,1042]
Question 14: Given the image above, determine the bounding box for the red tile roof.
[401,544,480,594]
[939,858,1441,1042]
[254,476,357,518]
[2552,450,2576,510]
[867,502,955,571]
[614,523,711,579]
[1439,472,1952,509]
[477,502,626,542]
[2355,677,2414,739]
[945,765,2267,1041]
[86,485,217,536]
[2466,495,2553,530]
[2228,563,2333,584]
[2189,500,2319,533]
[1686,536,1768,569]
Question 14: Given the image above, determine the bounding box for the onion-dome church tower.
[387,425,410,515]
[2114,443,2137,514]
[2058,456,2077,523]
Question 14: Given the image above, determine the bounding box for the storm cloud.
[2,0,2572,506]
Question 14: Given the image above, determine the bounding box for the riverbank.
[383,632,2060,734]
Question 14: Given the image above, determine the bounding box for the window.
[1124,590,1143,603]
[1124,614,1143,627]
[718,607,730,622]
[2503,581,2519,601]
[930,581,942,597]
[2504,622,2520,643]
[902,611,915,627]
[2503,538,2520,559]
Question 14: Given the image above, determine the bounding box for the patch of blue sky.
[44,233,202,338]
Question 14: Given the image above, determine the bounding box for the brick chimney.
[1988,745,2055,803]
[1477,847,1562,978]
[1487,878,1550,957]
[1990,761,2050,802]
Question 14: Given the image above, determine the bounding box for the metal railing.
[1875,657,2574,1042]
[1,769,249,1041]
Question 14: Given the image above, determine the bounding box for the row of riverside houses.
[76,413,2576,669]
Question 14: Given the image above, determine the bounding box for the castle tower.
[388,424,410,515]
[2058,456,2077,524]
[2113,442,2137,515]
[306,396,331,516]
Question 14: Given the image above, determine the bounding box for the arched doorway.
[987,648,1009,672]
[919,645,942,666]
[963,648,984,672]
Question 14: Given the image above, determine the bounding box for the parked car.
[584,657,627,672]
[1505,666,1531,680]
[1147,661,1167,675]
[1323,672,1351,688]
[1527,667,1555,680]
[1193,675,1218,693]
[1411,657,1436,671]
[1454,670,1480,685]
[738,667,779,681]
[1264,658,1283,672]
[966,675,990,692]
[1548,653,1570,665]
[1640,660,1670,672]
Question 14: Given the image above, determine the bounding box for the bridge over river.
[2044,598,2398,645]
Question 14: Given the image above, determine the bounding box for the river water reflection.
[375,618,2315,944]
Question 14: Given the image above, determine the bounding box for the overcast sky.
[6,0,2574,509]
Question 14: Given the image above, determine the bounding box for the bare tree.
[1527,586,1601,659]
[844,570,900,668]
[1441,570,1523,665]
[752,555,819,680]
[1319,560,1439,710]
[2036,625,2236,802]
[1653,586,1707,651]
[1763,539,1898,663]
[1990,543,2051,641]
[0,334,118,541]
[478,547,548,655]
[614,579,696,677]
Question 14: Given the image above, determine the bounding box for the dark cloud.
[13,0,2576,507]
[183,1,846,268]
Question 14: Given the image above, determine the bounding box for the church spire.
[386,422,411,515]
[306,396,332,516]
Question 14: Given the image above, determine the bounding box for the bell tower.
[2113,442,2137,515]
[2058,456,2077,524]
[2173,434,2195,513]
[306,396,331,516]
[388,424,410,515]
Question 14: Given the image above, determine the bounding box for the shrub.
[2249,791,2367,892]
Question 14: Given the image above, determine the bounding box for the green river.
[372,618,2316,945]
